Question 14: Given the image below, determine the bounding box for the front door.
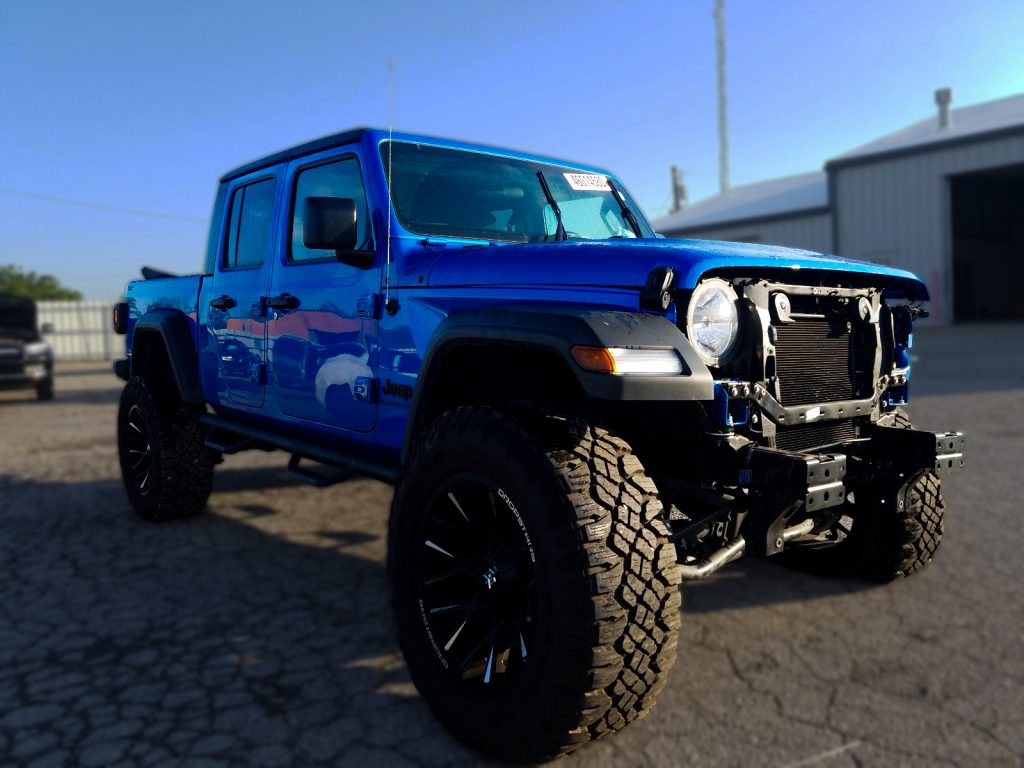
[266,152,379,432]
[206,174,279,408]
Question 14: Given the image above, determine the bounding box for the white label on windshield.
[563,172,611,192]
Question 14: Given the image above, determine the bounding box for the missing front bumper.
[672,425,966,580]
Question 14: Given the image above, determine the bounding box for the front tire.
[388,408,681,762]
[36,378,54,401]
[117,376,216,521]
[784,409,945,582]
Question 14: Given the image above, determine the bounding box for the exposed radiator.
[774,319,856,406]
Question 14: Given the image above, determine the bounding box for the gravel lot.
[1,324,1022,767]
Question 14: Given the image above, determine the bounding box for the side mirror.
[304,197,373,268]
[41,323,55,335]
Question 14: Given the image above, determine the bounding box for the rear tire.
[117,376,216,521]
[388,408,681,762]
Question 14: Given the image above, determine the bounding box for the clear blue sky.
[2,0,1022,299]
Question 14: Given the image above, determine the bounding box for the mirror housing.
[304,197,373,268]
[40,323,55,335]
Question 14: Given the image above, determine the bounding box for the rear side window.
[290,158,372,263]
[224,178,276,269]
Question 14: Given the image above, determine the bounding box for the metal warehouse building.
[653,90,1024,325]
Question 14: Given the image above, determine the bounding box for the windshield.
[380,141,654,243]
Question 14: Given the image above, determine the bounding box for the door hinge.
[357,293,380,319]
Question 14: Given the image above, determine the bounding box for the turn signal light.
[571,346,616,374]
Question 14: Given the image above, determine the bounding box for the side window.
[224,178,276,269]
[291,158,371,263]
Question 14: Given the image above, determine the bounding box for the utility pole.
[714,0,729,193]
[670,165,688,213]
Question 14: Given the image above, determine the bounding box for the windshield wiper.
[536,171,567,241]
[605,177,644,238]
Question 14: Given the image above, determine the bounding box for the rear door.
[266,149,380,432]
[205,172,281,408]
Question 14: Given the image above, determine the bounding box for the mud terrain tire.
[783,409,945,582]
[388,407,681,762]
[117,376,216,521]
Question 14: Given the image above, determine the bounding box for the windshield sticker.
[563,173,611,192]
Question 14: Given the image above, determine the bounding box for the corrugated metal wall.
[37,301,119,361]
[833,133,1024,325]
[664,212,833,254]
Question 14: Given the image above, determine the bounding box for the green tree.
[0,264,82,300]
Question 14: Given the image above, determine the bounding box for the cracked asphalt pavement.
[1,324,1022,767]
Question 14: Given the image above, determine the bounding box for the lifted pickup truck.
[114,128,965,762]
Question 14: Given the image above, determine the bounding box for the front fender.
[403,306,713,459]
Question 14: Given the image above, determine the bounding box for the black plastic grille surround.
[774,319,856,406]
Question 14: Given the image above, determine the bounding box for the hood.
[0,295,39,339]
[424,238,929,301]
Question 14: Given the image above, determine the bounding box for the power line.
[0,187,206,223]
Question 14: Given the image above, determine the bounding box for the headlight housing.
[23,341,50,357]
[686,278,739,366]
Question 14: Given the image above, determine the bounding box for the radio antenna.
[384,58,394,312]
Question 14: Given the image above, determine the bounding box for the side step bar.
[200,413,401,486]
[287,453,354,488]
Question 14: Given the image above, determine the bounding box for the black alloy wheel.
[123,404,155,496]
[415,475,537,690]
[117,376,216,521]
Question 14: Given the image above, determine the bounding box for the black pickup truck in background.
[0,295,54,401]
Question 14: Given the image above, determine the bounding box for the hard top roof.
[219,128,612,182]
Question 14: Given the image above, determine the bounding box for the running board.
[287,453,354,487]
[199,413,400,485]
[204,431,261,455]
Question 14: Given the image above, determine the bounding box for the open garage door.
[951,166,1024,321]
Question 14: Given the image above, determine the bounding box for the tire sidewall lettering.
[497,487,536,563]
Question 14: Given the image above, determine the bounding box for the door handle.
[210,295,236,310]
[265,293,300,311]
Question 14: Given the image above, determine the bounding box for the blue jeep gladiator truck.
[113,128,965,762]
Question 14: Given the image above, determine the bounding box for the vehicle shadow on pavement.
[0,465,877,767]
[0,471,491,767]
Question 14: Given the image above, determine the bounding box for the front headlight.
[23,341,50,357]
[686,278,739,366]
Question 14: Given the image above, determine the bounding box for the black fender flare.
[402,306,713,461]
[130,309,205,404]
